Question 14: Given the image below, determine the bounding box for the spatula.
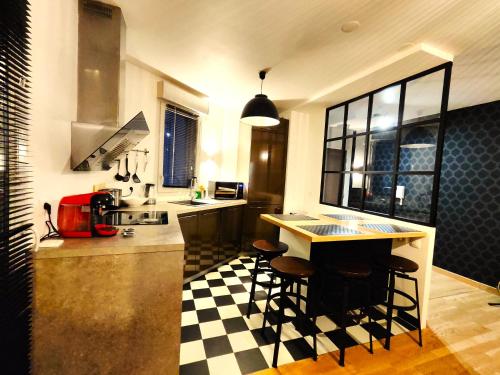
[114,159,123,181]
[122,154,131,182]
[132,155,141,183]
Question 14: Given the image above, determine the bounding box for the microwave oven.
[208,181,245,200]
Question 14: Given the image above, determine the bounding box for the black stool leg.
[339,280,349,367]
[384,270,396,350]
[272,280,287,368]
[413,276,423,347]
[310,282,317,361]
[366,282,373,354]
[262,273,275,331]
[247,253,261,318]
[296,282,301,310]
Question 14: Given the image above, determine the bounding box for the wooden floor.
[252,268,500,375]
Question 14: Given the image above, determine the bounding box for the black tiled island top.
[360,223,418,233]
[269,214,319,221]
[323,214,364,220]
[297,224,362,236]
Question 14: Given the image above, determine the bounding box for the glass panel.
[322,173,341,205]
[364,174,393,214]
[327,106,345,139]
[324,140,343,171]
[367,131,396,171]
[403,70,444,124]
[344,136,366,171]
[371,85,400,131]
[341,172,364,209]
[346,97,369,135]
[399,124,438,171]
[394,174,434,222]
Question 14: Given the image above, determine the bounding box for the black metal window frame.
[319,62,452,226]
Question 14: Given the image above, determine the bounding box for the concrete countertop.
[35,199,247,260]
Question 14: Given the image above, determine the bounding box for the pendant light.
[400,126,436,149]
[240,70,280,127]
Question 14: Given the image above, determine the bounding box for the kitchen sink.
[171,200,209,206]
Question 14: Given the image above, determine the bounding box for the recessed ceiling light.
[341,21,360,33]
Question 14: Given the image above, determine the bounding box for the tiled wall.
[434,100,500,287]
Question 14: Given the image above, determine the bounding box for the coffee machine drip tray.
[101,210,168,225]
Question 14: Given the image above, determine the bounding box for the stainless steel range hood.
[71,1,150,171]
[71,111,150,171]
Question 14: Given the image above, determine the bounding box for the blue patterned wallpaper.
[434,100,500,287]
[365,130,437,221]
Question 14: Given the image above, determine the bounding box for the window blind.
[163,104,198,187]
[0,0,35,373]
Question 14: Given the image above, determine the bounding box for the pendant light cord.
[260,79,263,94]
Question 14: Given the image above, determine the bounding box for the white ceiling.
[110,0,500,112]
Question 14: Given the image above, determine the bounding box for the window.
[162,104,198,187]
[320,63,452,225]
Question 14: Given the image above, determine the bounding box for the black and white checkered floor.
[180,255,415,375]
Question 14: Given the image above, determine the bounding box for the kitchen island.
[32,199,246,375]
[261,210,434,328]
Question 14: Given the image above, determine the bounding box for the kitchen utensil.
[123,154,131,182]
[132,154,141,183]
[143,149,149,172]
[114,159,123,181]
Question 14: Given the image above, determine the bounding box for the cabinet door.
[220,206,243,262]
[198,210,220,271]
[178,213,199,278]
[241,204,281,251]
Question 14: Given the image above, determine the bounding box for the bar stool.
[246,240,288,318]
[263,256,317,368]
[332,261,374,367]
[378,255,422,350]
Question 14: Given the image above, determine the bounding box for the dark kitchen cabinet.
[178,213,199,278]
[220,205,243,261]
[178,205,244,280]
[241,204,281,251]
[242,118,288,251]
[198,209,220,271]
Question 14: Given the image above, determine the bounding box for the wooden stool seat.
[334,262,372,279]
[252,240,289,257]
[379,255,418,273]
[270,256,315,279]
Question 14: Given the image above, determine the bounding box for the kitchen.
[2,0,499,375]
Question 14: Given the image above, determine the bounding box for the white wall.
[31,0,241,236]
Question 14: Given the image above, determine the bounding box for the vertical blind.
[0,0,35,373]
[163,104,198,187]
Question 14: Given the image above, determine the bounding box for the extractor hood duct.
[77,0,121,126]
[71,1,150,171]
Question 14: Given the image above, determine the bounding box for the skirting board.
[433,266,498,295]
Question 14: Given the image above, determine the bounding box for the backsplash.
[434,100,500,287]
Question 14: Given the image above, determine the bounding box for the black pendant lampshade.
[400,125,437,148]
[241,70,280,127]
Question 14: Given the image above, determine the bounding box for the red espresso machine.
[57,192,119,238]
